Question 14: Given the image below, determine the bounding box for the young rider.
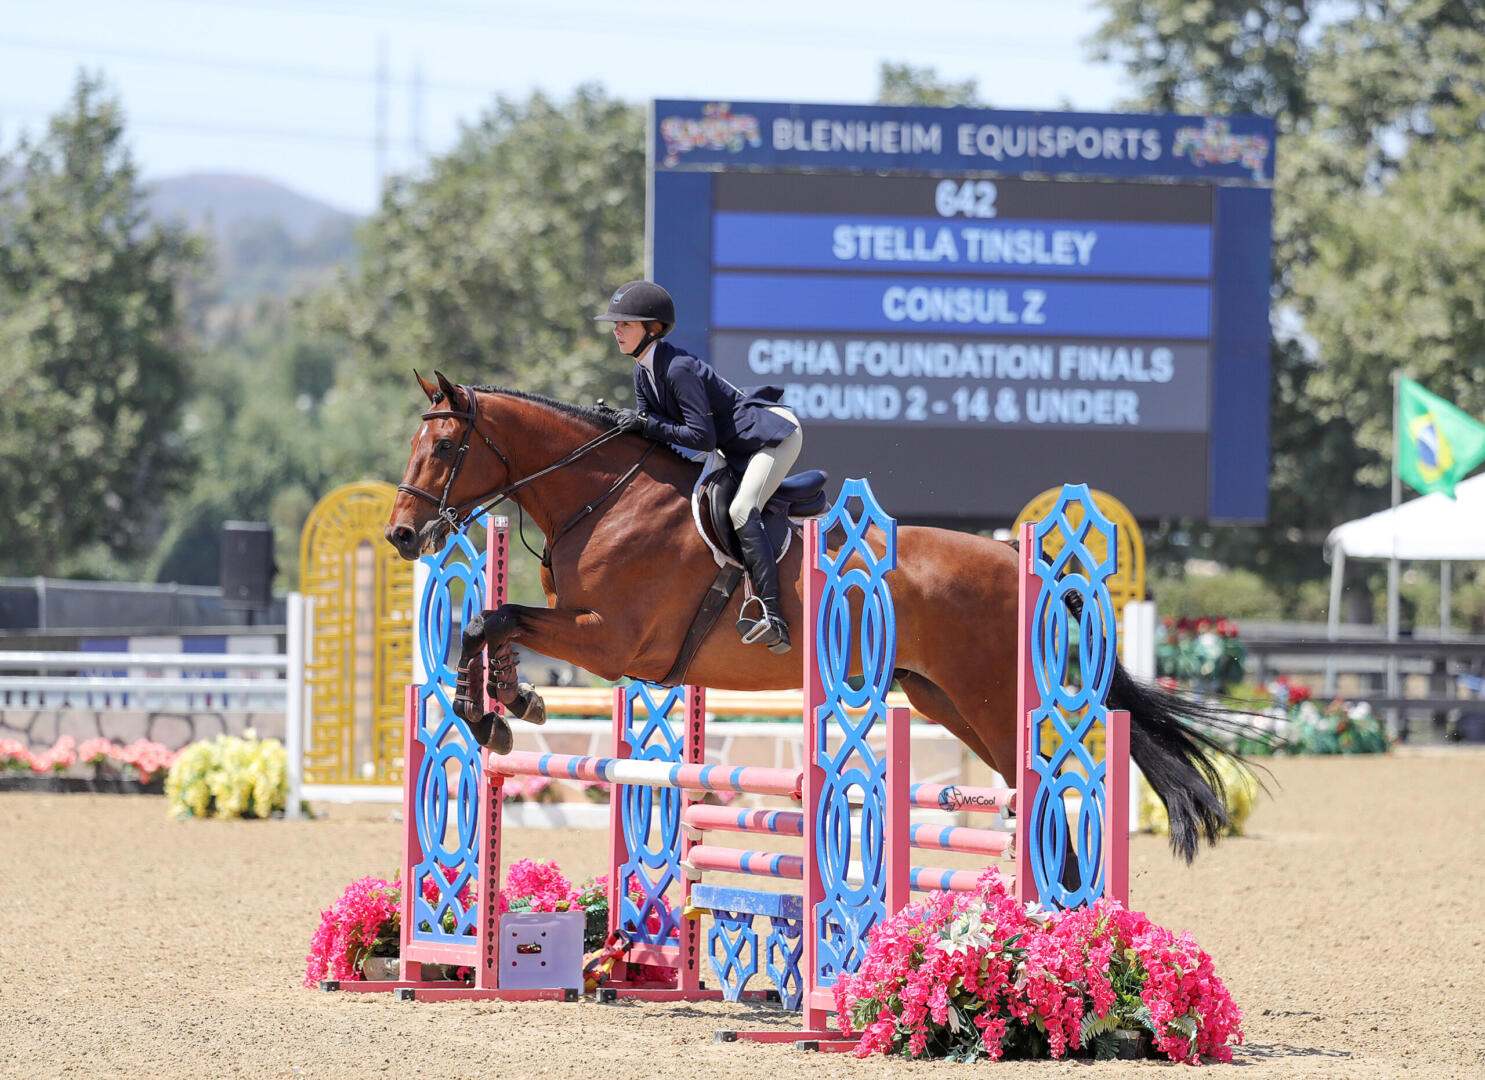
[595,279,802,654]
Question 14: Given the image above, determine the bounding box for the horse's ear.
[415,370,440,403]
[433,370,463,409]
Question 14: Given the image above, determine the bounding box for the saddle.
[692,452,830,569]
[658,454,828,686]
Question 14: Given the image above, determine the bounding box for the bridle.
[396,385,653,560]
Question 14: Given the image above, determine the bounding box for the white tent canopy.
[1325,472,1485,561]
[1322,471,1485,695]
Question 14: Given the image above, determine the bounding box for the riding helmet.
[594,280,675,333]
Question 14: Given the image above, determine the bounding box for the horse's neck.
[486,399,640,537]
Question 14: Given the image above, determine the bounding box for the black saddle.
[698,467,830,566]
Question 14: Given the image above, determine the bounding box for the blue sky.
[0,0,1132,215]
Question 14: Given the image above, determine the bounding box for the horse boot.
[454,654,513,754]
[487,642,547,727]
[733,508,791,654]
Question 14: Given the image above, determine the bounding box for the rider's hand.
[613,408,649,435]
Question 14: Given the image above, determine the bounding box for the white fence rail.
[0,651,289,710]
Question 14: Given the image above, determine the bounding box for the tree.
[1088,0,1314,126]
[149,297,352,586]
[0,73,201,577]
[1092,0,1485,607]
[875,62,986,107]
[317,84,645,417]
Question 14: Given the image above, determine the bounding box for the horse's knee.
[463,606,521,655]
[461,614,488,657]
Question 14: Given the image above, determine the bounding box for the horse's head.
[385,371,512,561]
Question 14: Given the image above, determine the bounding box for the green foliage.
[317,84,644,412]
[1148,567,1282,620]
[1094,0,1485,609]
[1155,616,1247,691]
[152,294,409,587]
[875,62,985,107]
[1089,0,1313,124]
[0,72,202,577]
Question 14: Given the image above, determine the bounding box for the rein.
[397,385,650,561]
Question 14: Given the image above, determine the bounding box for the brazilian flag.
[1398,378,1485,497]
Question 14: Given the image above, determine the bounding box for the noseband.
[397,385,642,539]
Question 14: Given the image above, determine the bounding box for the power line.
[0,33,498,96]
[0,101,417,149]
[171,0,1085,60]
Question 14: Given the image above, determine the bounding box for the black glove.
[613,408,649,435]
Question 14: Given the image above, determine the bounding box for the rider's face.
[612,320,647,355]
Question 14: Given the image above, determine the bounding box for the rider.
[595,280,802,654]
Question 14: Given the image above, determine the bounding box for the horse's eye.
[433,437,455,458]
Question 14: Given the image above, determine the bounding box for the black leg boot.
[733,508,791,654]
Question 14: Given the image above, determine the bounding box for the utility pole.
[374,35,390,196]
[411,61,426,161]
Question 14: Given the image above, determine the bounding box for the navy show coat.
[635,341,797,457]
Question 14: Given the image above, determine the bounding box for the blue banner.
[713,213,1212,279]
[712,273,1210,338]
[655,99,1275,184]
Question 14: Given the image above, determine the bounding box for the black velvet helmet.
[594,280,675,333]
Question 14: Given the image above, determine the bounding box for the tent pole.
[1440,561,1452,639]
[1325,550,1344,698]
[1387,374,1401,736]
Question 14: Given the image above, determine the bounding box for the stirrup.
[735,596,790,653]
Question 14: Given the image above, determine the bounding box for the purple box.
[497,911,586,990]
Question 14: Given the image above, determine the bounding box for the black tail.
[1014,543,1259,864]
[1108,660,1248,863]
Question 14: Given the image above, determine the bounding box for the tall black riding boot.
[733,508,791,654]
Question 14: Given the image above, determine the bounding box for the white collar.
[635,341,658,370]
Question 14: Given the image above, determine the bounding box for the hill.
[147,173,360,301]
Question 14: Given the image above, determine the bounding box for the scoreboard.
[649,100,1275,522]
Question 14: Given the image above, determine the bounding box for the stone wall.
[1,709,287,754]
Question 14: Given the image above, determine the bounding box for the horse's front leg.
[453,604,622,753]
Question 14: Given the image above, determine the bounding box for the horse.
[385,371,1235,862]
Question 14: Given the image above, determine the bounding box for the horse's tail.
[1107,660,1246,863]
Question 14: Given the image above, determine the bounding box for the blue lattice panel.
[402,517,500,960]
[608,681,704,992]
[1017,485,1121,910]
[802,478,910,1031]
[692,885,804,1008]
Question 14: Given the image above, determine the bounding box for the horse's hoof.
[467,712,513,755]
[507,685,545,724]
[515,683,546,726]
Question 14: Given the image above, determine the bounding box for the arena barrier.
[324,480,1129,1025]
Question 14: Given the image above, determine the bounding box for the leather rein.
[396,385,654,564]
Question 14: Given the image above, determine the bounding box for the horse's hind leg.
[896,671,999,772]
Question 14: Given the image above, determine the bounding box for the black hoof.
[510,683,547,725]
[466,712,513,755]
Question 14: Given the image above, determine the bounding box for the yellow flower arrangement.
[1138,753,1259,837]
[165,731,288,819]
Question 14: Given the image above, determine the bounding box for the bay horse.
[386,372,1234,862]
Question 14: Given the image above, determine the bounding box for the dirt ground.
[2,749,1483,1079]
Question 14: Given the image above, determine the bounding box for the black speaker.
[220,522,276,610]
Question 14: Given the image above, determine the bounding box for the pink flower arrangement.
[500,775,553,802]
[0,735,177,781]
[303,859,679,989]
[302,876,402,987]
[832,870,1243,1064]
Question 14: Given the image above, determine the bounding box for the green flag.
[1397,378,1485,497]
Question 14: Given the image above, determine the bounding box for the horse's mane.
[434,383,696,472]
[459,384,621,433]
